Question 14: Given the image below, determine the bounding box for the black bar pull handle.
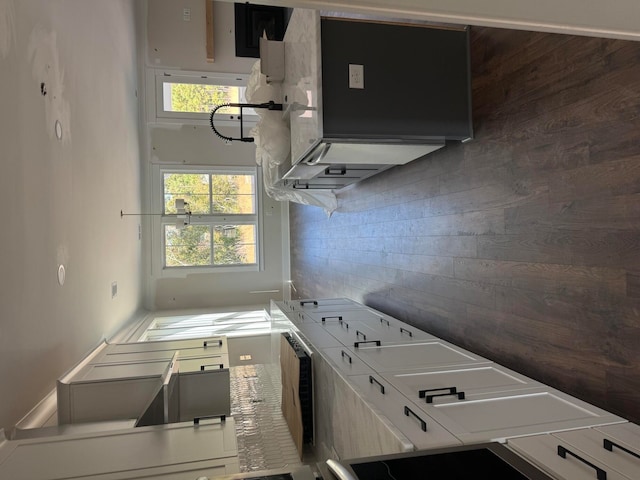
[325,166,347,176]
[356,330,367,340]
[419,387,465,403]
[203,339,223,347]
[201,364,224,371]
[194,414,226,425]
[400,327,413,337]
[354,340,381,348]
[322,315,342,323]
[603,439,640,460]
[369,375,385,394]
[558,446,607,480]
[341,350,352,364]
[339,319,349,329]
[300,300,318,306]
[380,318,390,326]
[404,406,427,431]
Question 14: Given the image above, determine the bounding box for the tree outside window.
[161,170,257,268]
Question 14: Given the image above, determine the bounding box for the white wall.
[147,0,257,72]
[147,125,286,310]
[0,0,145,430]
[143,2,288,311]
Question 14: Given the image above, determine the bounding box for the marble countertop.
[282,9,323,165]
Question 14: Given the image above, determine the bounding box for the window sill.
[159,264,260,278]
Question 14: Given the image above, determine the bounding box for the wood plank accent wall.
[289,27,640,424]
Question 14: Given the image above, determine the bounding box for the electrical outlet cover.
[349,64,364,89]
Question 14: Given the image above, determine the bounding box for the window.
[156,167,260,271]
[154,70,257,124]
[136,310,274,341]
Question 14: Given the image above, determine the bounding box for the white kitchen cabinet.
[178,368,231,421]
[320,346,374,376]
[0,418,238,480]
[351,340,490,373]
[317,320,380,347]
[416,388,625,444]
[317,317,435,348]
[294,322,343,349]
[311,350,414,460]
[290,310,320,325]
[287,297,365,312]
[305,308,436,340]
[550,424,640,479]
[508,426,639,480]
[350,374,462,450]
[92,349,229,373]
[274,297,633,459]
[57,359,173,424]
[381,364,543,403]
[106,336,227,354]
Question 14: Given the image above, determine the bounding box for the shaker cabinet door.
[508,433,630,480]
[349,374,461,450]
[352,341,489,373]
[418,388,625,444]
[552,424,640,480]
[381,363,542,403]
[321,346,374,376]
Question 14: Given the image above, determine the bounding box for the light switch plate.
[349,64,364,89]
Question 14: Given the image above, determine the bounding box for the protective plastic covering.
[246,61,337,216]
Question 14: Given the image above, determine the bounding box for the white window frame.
[147,68,258,127]
[151,164,263,277]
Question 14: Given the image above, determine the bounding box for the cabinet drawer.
[304,308,436,341]
[75,360,171,381]
[93,349,227,367]
[509,433,630,480]
[0,419,238,480]
[178,354,229,373]
[317,320,380,347]
[289,297,364,311]
[321,347,373,376]
[350,374,461,450]
[553,425,640,480]
[107,337,227,355]
[294,323,343,349]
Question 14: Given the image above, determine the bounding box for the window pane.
[165,225,212,267]
[213,225,256,265]
[211,174,255,214]
[163,82,251,115]
[163,173,211,214]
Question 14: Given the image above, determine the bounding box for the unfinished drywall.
[147,0,257,72]
[0,0,144,430]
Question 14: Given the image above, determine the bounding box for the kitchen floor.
[289,25,640,425]
[230,363,305,472]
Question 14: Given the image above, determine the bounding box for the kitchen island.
[261,9,472,197]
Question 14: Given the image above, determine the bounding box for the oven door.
[324,443,554,480]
